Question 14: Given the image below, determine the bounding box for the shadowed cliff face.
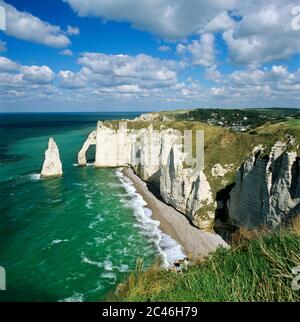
[227,141,300,229]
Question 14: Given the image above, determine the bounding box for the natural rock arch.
[77,131,96,166]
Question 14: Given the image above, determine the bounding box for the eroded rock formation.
[93,122,215,229]
[227,141,300,229]
[160,145,214,229]
[40,138,63,178]
[78,131,96,166]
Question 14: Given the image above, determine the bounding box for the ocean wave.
[115,168,185,267]
[82,255,104,268]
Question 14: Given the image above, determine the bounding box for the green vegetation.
[109,228,300,302]
[164,107,300,130]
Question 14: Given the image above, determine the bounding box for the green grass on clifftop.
[109,230,300,302]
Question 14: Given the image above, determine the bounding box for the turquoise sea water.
[0,113,184,302]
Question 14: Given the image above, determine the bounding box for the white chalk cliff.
[78,130,96,166]
[160,145,214,229]
[227,141,300,229]
[40,138,63,178]
[91,122,215,229]
[78,121,299,232]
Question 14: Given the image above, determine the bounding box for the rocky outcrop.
[40,138,63,178]
[78,131,96,166]
[160,145,214,229]
[94,121,214,229]
[227,141,300,229]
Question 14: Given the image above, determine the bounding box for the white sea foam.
[73,182,88,187]
[88,215,104,230]
[61,292,84,302]
[82,255,104,268]
[85,199,93,209]
[101,272,116,280]
[118,264,129,272]
[73,163,93,167]
[50,239,69,245]
[104,260,113,271]
[115,168,185,267]
[28,173,41,181]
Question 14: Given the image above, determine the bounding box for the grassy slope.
[109,229,300,302]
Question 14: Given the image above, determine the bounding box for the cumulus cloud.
[1,1,70,47]
[58,70,86,88]
[0,56,18,72]
[59,49,73,56]
[77,52,178,85]
[64,0,235,39]
[202,64,300,104]
[0,56,57,107]
[19,65,55,84]
[223,1,300,64]
[64,0,300,67]
[204,12,236,33]
[158,45,171,52]
[54,52,181,102]
[66,25,80,35]
[177,33,215,67]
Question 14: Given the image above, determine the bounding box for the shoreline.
[121,167,228,259]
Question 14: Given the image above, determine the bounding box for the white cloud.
[0,40,7,52]
[1,1,71,47]
[64,0,300,66]
[64,0,235,39]
[19,65,55,84]
[0,56,19,72]
[59,49,73,56]
[58,70,86,88]
[0,57,58,106]
[66,25,80,35]
[77,52,178,85]
[53,52,182,103]
[204,12,236,33]
[177,33,215,67]
[158,45,171,52]
[202,64,300,104]
[223,2,300,64]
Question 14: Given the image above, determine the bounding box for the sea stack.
[40,137,63,178]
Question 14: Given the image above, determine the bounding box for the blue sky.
[0,0,299,112]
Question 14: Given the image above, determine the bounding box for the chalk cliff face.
[160,145,214,229]
[227,141,300,229]
[41,138,63,178]
[86,121,299,232]
[93,122,214,228]
[78,131,96,166]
